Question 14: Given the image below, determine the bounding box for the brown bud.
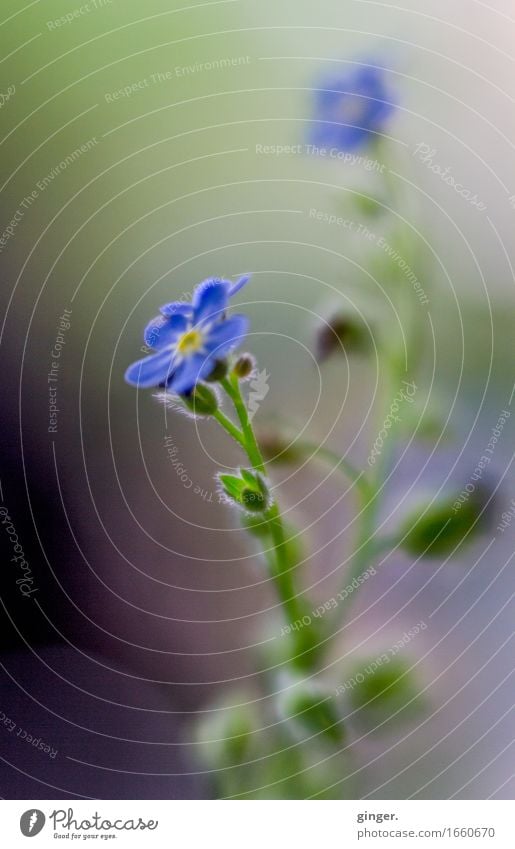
[232,354,255,380]
[316,314,369,362]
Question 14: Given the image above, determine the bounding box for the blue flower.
[311,64,395,152]
[125,275,250,394]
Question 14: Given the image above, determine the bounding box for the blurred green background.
[1,0,514,800]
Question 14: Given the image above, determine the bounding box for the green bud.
[204,358,228,382]
[218,469,272,514]
[195,697,258,768]
[399,488,488,558]
[346,657,423,731]
[278,675,345,744]
[180,383,219,416]
[241,487,267,512]
[232,354,255,380]
[316,313,369,362]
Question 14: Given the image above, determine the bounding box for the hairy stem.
[221,376,266,474]
[212,408,245,447]
[221,375,318,665]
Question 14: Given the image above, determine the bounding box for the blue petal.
[229,274,251,296]
[204,314,249,357]
[311,65,395,153]
[159,302,194,318]
[143,313,188,349]
[168,353,214,395]
[192,278,230,324]
[125,348,176,388]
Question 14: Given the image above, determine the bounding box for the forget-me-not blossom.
[125,276,250,394]
[311,64,395,152]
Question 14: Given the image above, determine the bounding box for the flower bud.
[398,487,489,558]
[218,469,272,514]
[277,674,345,744]
[195,697,258,768]
[181,383,219,416]
[315,313,369,362]
[204,358,228,383]
[241,489,267,512]
[232,354,255,380]
[345,657,423,732]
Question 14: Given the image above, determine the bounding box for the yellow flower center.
[177,329,203,355]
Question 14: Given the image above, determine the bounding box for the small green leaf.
[240,468,259,488]
[219,474,245,500]
[399,489,488,557]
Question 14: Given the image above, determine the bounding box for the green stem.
[220,375,317,666]
[382,144,425,378]
[293,439,372,503]
[221,376,266,473]
[328,141,421,630]
[263,504,306,631]
[333,320,405,630]
[292,439,381,630]
[213,408,245,447]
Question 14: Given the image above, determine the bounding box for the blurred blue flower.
[311,64,395,152]
[125,276,250,394]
